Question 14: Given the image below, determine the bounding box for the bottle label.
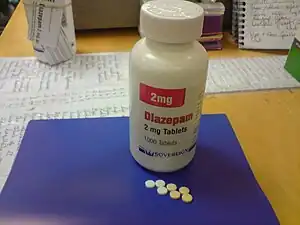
[135,82,203,159]
[139,83,186,108]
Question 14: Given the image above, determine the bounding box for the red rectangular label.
[139,83,186,108]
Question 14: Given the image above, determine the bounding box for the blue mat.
[0,115,279,225]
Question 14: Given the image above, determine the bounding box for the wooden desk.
[1,4,300,225]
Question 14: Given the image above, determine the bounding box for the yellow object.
[179,186,190,194]
[157,186,168,195]
[182,194,193,203]
[155,180,166,187]
[166,183,177,191]
[170,191,181,200]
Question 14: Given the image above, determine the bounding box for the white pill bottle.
[129,0,208,172]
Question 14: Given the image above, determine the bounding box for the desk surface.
[0,4,300,225]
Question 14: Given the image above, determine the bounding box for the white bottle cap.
[140,0,204,44]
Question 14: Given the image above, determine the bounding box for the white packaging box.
[23,0,76,65]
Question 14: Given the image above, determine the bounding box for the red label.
[139,83,185,108]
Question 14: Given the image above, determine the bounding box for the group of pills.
[145,179,193,203]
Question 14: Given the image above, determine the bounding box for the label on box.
[40,6,63,47]
[24,0,70,47]
[24,0,75,65]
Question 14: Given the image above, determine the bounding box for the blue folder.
[0,114,279,225]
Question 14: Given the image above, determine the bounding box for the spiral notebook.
[232,0,300,49]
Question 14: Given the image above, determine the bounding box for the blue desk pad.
[0,114,279,225]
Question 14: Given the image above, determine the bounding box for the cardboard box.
[24,0,76,65]
[285,31,300,82]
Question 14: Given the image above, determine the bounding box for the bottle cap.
[140,0,204,43]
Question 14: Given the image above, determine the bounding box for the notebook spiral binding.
[237,1,246,47]
[232,0,246,47]
[231,0,239,42]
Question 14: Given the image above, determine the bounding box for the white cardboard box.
[24,0,76,65]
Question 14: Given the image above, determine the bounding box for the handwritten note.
[0,53,129,94]
[242,0,300,49]
[0,88,128,113]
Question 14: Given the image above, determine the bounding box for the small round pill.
[166,183,177,191]
[157,186,168,195]
[155,179,166,187]
[182,194,193,203]
[179,186,190,194]
[170,191,181,200]
[145,180,155,188]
